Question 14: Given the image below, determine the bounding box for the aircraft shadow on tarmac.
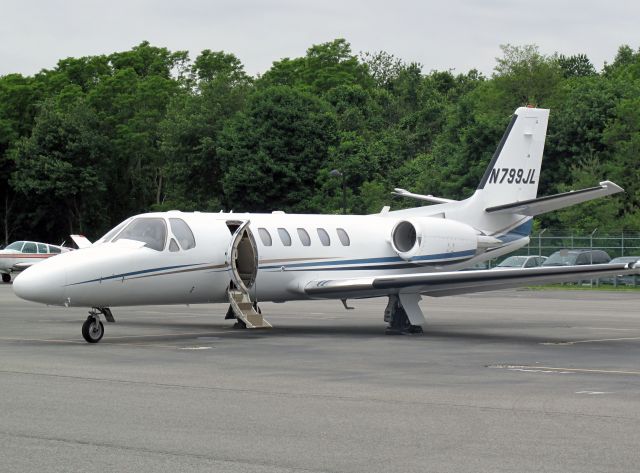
[51,317,572,345]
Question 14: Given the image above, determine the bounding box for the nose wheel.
[82,314,104,343]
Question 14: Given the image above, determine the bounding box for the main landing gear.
[81,307,115,343]
[384,294,425,335]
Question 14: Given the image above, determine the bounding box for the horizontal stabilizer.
[392,188,457,204]
[70,234,93,249]
[304,261,640,299]
[484,181,623,216]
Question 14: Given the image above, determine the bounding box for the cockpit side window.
[49,245,62,254]
[169,218,196,250]
[112,218,167,251]
[22,242,37,254]
[37,243,48,253]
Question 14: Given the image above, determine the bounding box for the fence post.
[590,228,598,286]
[539,228,547,257]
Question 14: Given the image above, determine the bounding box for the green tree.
[219,86,336,212]
[10,99,108,236]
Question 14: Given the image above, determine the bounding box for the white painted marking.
[180,346,213,350]
[0,337,84,344]
[575,391,614,395]
[508,368,572,374]
[584,327,640,332]
[541,336,640,346]
[490,365,640,376]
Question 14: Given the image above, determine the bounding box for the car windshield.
[112,218,167,251]
[497,256,527,267]
[543,251,578,266]
[5,241,25,251]
[610,256,640,264]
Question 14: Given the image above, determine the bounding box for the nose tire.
[82,317,104,343]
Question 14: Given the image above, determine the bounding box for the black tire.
[82,317,104,343]
[2,273,10,283]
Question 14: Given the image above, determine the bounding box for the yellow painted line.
[491,364,640,376]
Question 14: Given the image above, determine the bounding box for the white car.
[494,255,547,269]
[0,241,71,283]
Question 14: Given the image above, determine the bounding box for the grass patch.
[527,283,640,292]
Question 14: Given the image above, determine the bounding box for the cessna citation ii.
[12,107,640,343]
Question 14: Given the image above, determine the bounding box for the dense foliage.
[1,40,640,244]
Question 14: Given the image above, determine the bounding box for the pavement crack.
[0,430,335,473]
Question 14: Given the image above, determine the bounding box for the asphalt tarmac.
[1,283,639,472]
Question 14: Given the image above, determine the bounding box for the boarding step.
[227,289,272,329]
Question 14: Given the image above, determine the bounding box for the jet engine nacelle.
[390,217,479,262]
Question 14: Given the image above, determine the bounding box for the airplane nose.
[13,264,66,305]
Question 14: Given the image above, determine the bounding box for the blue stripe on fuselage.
[259,249,476,271]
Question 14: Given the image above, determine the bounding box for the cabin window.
[49,246,61,254]
[37,243,48,253]
[169,218,196,250]
[22,242,37,254]
[6,241,25,251]
[317,228,331,246]
[169,238,180,252]
[297,228,311,246]
[336,228,350,246]
[112,218,167,251]
[258,228,272,246]
[277,228,292,246]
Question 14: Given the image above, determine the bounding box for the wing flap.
[484,181,623,216]
[304,262,640,299]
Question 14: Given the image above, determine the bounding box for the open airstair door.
[225,220,271,329]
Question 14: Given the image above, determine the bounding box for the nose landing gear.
[81,308,114,343]
[82,314,104,343]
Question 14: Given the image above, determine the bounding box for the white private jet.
[0,241,72,283]
[12,107,640,343]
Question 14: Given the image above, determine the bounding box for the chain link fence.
[490,229,640,287]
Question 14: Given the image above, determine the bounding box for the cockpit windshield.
[5,241,25,251]
[112,218,167,251]
[95,219,132,245]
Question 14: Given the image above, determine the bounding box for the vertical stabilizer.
[474,107,549,208]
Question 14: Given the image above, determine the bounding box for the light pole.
[329,169,346,215]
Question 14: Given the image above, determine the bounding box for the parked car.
[600,256,640,286]
[494,255,547,269]
[541,249,611,267]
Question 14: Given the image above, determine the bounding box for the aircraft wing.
[13,262,35,271]
[304,262,640,299]
[484,181,623,216]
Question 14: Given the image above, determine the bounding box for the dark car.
[542,249,611,267]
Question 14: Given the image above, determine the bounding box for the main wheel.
[82,317,104,343]
[2,273,10,283]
